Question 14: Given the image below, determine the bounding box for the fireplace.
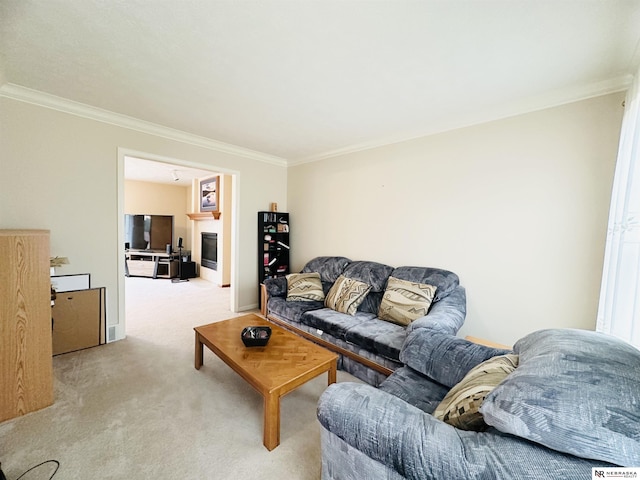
[201,232,217,270]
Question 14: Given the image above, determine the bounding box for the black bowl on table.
[241,326,272,347]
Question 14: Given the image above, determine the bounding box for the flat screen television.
[124,214,174,251]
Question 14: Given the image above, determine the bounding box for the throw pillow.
[480,328,640,466]
[324,275,372,315]
[286,272,325,302]
[378,276,437,326]
[433,354,519,431]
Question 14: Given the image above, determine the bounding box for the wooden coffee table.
[194,313,338,450]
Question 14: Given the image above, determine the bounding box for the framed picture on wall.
[200,176,219,212]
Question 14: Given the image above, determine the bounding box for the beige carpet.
[0,277,358,480]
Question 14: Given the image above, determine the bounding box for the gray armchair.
[317,327,638,479]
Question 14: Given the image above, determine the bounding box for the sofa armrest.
[263,276,288,299]
[400,329,511,388]
[408,285,466,335]
[317,382,469,480]
[319,383,609,479]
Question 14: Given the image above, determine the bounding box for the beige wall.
[0,92,625,346]
[288,93,625,345]
[0,97,288,340]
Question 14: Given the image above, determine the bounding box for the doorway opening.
[116,149,239,342]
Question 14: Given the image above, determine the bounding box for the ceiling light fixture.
[171,170,180,182]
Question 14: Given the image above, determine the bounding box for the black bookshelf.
[258,211,290,306]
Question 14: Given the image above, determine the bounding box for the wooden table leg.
[263,392,280,451]
[195,332,204,370]
[328,359,337,385]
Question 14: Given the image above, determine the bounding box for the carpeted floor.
[0,277,357,480]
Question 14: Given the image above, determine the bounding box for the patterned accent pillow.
[324,275,372,315]
[378,276,437,326]
[433,354,519,431]
[286,272,325,302]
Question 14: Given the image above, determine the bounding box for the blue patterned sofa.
[263,256,466,386]
[317,327,640,479]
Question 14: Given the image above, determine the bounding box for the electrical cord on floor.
[0,460,59,480]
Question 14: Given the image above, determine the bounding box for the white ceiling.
[2,1,640,172]
[124,156,218,187]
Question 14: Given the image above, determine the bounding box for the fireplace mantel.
[187,212,221,220]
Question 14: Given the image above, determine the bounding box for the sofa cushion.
[264,275,288,298]
[380,366,450,414]
[267,296,324,325]
[343,260,394,292]
[434,354,518,431]
[480,329,640,466]
[302,256,351,284]
[286,272,325,302]
[390,266,459,302]
[400,330,510,388]
[342,261,395,314]
[378,276,436,326]
[301,308,374,341]
[325,275,372,315]
[344,317,406,361]
[301,308,405,362]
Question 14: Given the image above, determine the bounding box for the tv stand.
[125,250,187,279]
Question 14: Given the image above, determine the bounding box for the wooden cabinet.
[52,287,106,355]
[0,229,54,422]
[125,250,179,279]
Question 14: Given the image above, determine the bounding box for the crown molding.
[0,83,289,167]
[2,74,632,169]
[289,74,634,166]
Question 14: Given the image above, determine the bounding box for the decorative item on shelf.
[241,326,272,347]
[50,256,69,275]
[270,202,278,212]
[50,256,69,267]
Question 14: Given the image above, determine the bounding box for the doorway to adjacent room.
[116,150,239,342]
